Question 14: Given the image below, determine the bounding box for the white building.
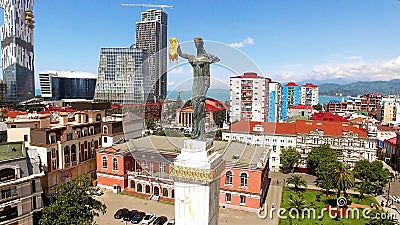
[300,83,319,106]
[222,120,378,171]
[230,73,269,123]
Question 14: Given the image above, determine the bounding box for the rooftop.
[290,104,312,110]
[0,142,25,162]
[285,82,298,87]
[221,142,269,169]
[231,72,265,79]
[302,83,318,88]
[41,71,97,79]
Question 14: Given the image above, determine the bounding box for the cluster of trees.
[280,144,391,199]
[39,175,106,225]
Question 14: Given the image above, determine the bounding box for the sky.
[1,0,400,91]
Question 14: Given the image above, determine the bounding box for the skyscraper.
[300,83,319,106]
[39,71,97,101]
[0,0,35,103]
[136,9,167,101]
[94,47,150,104]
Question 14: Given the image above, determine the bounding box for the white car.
[167,219,175,225]
[141,213,156,225]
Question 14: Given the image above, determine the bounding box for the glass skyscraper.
[94,47,150,104]
[136,9,168,101]
[39,71,97,100]
[0,0,35,103]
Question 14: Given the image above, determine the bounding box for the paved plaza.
[94,190,274,225]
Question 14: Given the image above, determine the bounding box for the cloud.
[284,64,304,68]
[344,56,364,60]
[169,67,184,75]
[228,37,255,48]
[275,56,400,82]
[167,81,175,86]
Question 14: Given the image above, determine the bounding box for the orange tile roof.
[225,120,367,137]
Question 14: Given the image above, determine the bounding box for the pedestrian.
[277,179,279,185]
[272,202,275,209]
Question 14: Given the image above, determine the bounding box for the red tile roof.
[285,82,298,87]
[311,112,348,122]
[385,137,397,146]
[232,72,264,79]
[302,83,318,88]
[225,119,367,137]
[290,104,312,109]
[6,111,28,118]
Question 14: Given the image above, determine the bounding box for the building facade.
[39,71,97,100]
[300,83,319,106]
[222,120,378,171]
[281,82,300,122]
[94,47,150,104]
[0,0,35,103]
[267,81,281,122]
[230,73,269,123]
[377,98,400,124]
[0,141,44,225]
[136,9,168,101]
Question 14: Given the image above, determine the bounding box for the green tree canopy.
[286,174,308,192]
[354,160,390,195]
[306,144,338,171]
[332,163,355,198]
[280,147,301,173]
[312,103,323,111]
[40,175,106,225]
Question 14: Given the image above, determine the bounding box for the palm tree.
[286,175,308,192]
[355,180,371,200]
[288,195,307,214]
[332,163,355,198]
[366,212,398,225]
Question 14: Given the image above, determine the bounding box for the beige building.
[6,102,110,201]
[0,141,44,225]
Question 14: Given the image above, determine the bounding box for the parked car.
[131,211,146,224]
[123,210,138,221]
[153,216,168,225]
[166,219,175,225]
[141,213,156,225]
[114,208,128,219]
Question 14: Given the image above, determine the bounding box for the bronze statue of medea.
[169,37,220,140]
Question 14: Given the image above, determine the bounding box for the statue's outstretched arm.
[178,45,194,61]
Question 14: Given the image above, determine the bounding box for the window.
[31,180,36,193]
[240,195,246,204]
[11,125,16,128]
[225,193,231,203]
[0,169,15,182]
[102,156,107,169]
[162,188,168,197]
[103,126,108,134]
[52,160,57,170]
[240,173,248,187]
[160,162,166,173]
[272,157,276,162]
[103,137,107,143]
[49,135,56,144]
[113,158,118,171]
[89,127,95,135]
[51,148,56,158]
[273,146,276,152]
[32,196,37,210]
[66,133,73,141]
[225,171,233,185]
[24,135,28,142]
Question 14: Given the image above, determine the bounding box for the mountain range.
[317,79,400,96]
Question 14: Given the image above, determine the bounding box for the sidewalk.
[375,195,400,221]
[258,183,283,225]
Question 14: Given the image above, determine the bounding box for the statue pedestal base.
[171,139,224,225]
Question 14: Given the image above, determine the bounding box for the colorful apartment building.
[281,82,300,121]
[300,83,319,106]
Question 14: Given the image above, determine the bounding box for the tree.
[145,118,156,130]
[280,147,301,174]
[288,195,307,214]
[355,180,372,200]
[306,144,338,171]
[40,175,106,225]
[286,174,308,192]
[312,103,323,111]
[331,163,355,198]
[354,160,390,195]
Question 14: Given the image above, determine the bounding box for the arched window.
[113,158,118,171]
[240,173,248,187]
[145,185,151,194]
[162,188,168,197]
[137,184,142,192]
[85,114,89,123]
[130,180,135,188]
[102,156,107,169]
[71,145,76,163]
[96,113,102,122]
[64,146,70,166]
[171,189,174,198]
[103,126,108,134]
[225,171,233,185]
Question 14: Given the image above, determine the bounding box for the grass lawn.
[279,187,379,225]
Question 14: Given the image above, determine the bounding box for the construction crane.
[121,3,174,10]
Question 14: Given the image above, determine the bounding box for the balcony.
[0,194,19,205]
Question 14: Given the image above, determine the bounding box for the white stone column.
[171,140,225,225]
